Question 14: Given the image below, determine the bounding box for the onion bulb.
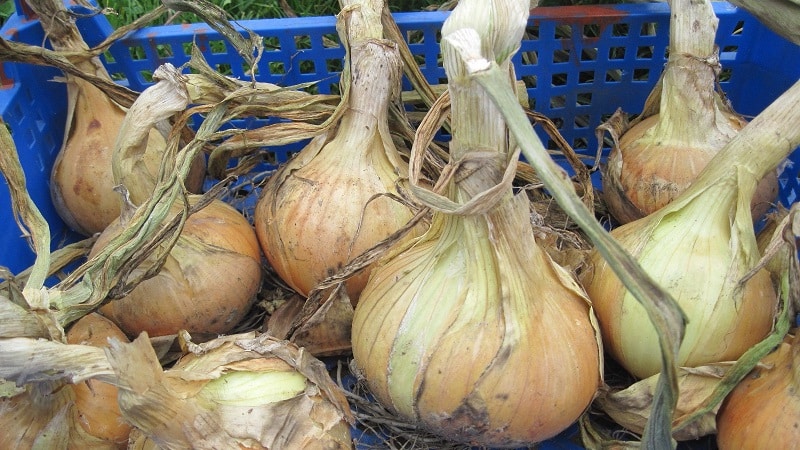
[26,0,204,236]
[352,1,602,446]
[602,0,778,225]
[254,0,416,303]
[64,313,132,447]
[584,79,800,378]
[0,303,128,449]
[716,330,800,449]
[88,65,262,338]
[94,197,262,338]
[105,332,353,449]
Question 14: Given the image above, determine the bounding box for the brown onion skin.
[716,333,800,449]
[50,78,205,236]
[604,114,779,225]
[95,199,262,337]
[66,313,132,447]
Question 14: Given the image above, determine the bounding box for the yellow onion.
[716,330,800,449]
[584,81,800,378]
[85,64,262,338]
[0,300,126,449]
[602,0,777,225]
[352,1,602,446]
[26,0,204,236]
[65,312,132,447]
[254,0,416,303]
[105,332,353,449]
[94,197,262,337]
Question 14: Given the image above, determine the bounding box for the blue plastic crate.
[0,2,798,448]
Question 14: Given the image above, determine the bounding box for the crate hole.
[580,48,597,61]
[552,48,571,63]
[520,50,538,66]
[405,29,425,44]
[583,24,601,38]
[608,46,626,60]
[552,117,564,129]
[326,58,343,73]
[550,95,566,109]
[554,24,572,40]
[322,33,340,48]
[529,98,536,110]
[577,92,593,106]
[299,60,316,74]
[522,74,537,89]
[263,36,281,51]
[722,45,738,53]
[328,82,341,96]
[412,53,425,68]
[640,22,658,36]
[156,44,173,58]
[733,21,745,34]
[605,70,621,82]
[525,24,540,40]
[139,70,154,83]
[269,62,286,75]
[633,68,649,81]
[546,138,557,149]
[719,67,733,82]
[637,45,654,59]
[434,29,443,43]
[438,77,448,85]
[552,73,567,86]
[612,23,630,37]
[209,40,227,54]
[182,42,193,55]
[110,72,126,81]
[294,35,312,50]
[574,114,590,129]
[242,63,259,76]
[578,70,594,84]
[215,63,232,75]
[128,45,147,60]
[103,51,116,63]
[573,137,589,150]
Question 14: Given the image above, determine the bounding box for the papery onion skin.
[716,332,800,449]
[95,199,262,337]
[352,193,602,447]
[66,313,132,447]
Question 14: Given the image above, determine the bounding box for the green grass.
[0,1,625,28]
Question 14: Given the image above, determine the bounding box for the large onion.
[254,0,416,303]
[351,1,602,446]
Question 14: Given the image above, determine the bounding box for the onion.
[64,312,132,447]
[105,332,354,449]
[716,331,800,449]
[26,0,204,236]
[253,0,416,303]
[0,303,127,449]
[584,74,800,378]
[601,0,778,225]
[94,197,262,337]
[351,1,602,446]
[88,64,262,338]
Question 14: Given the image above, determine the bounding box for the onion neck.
[653,0,725,147]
